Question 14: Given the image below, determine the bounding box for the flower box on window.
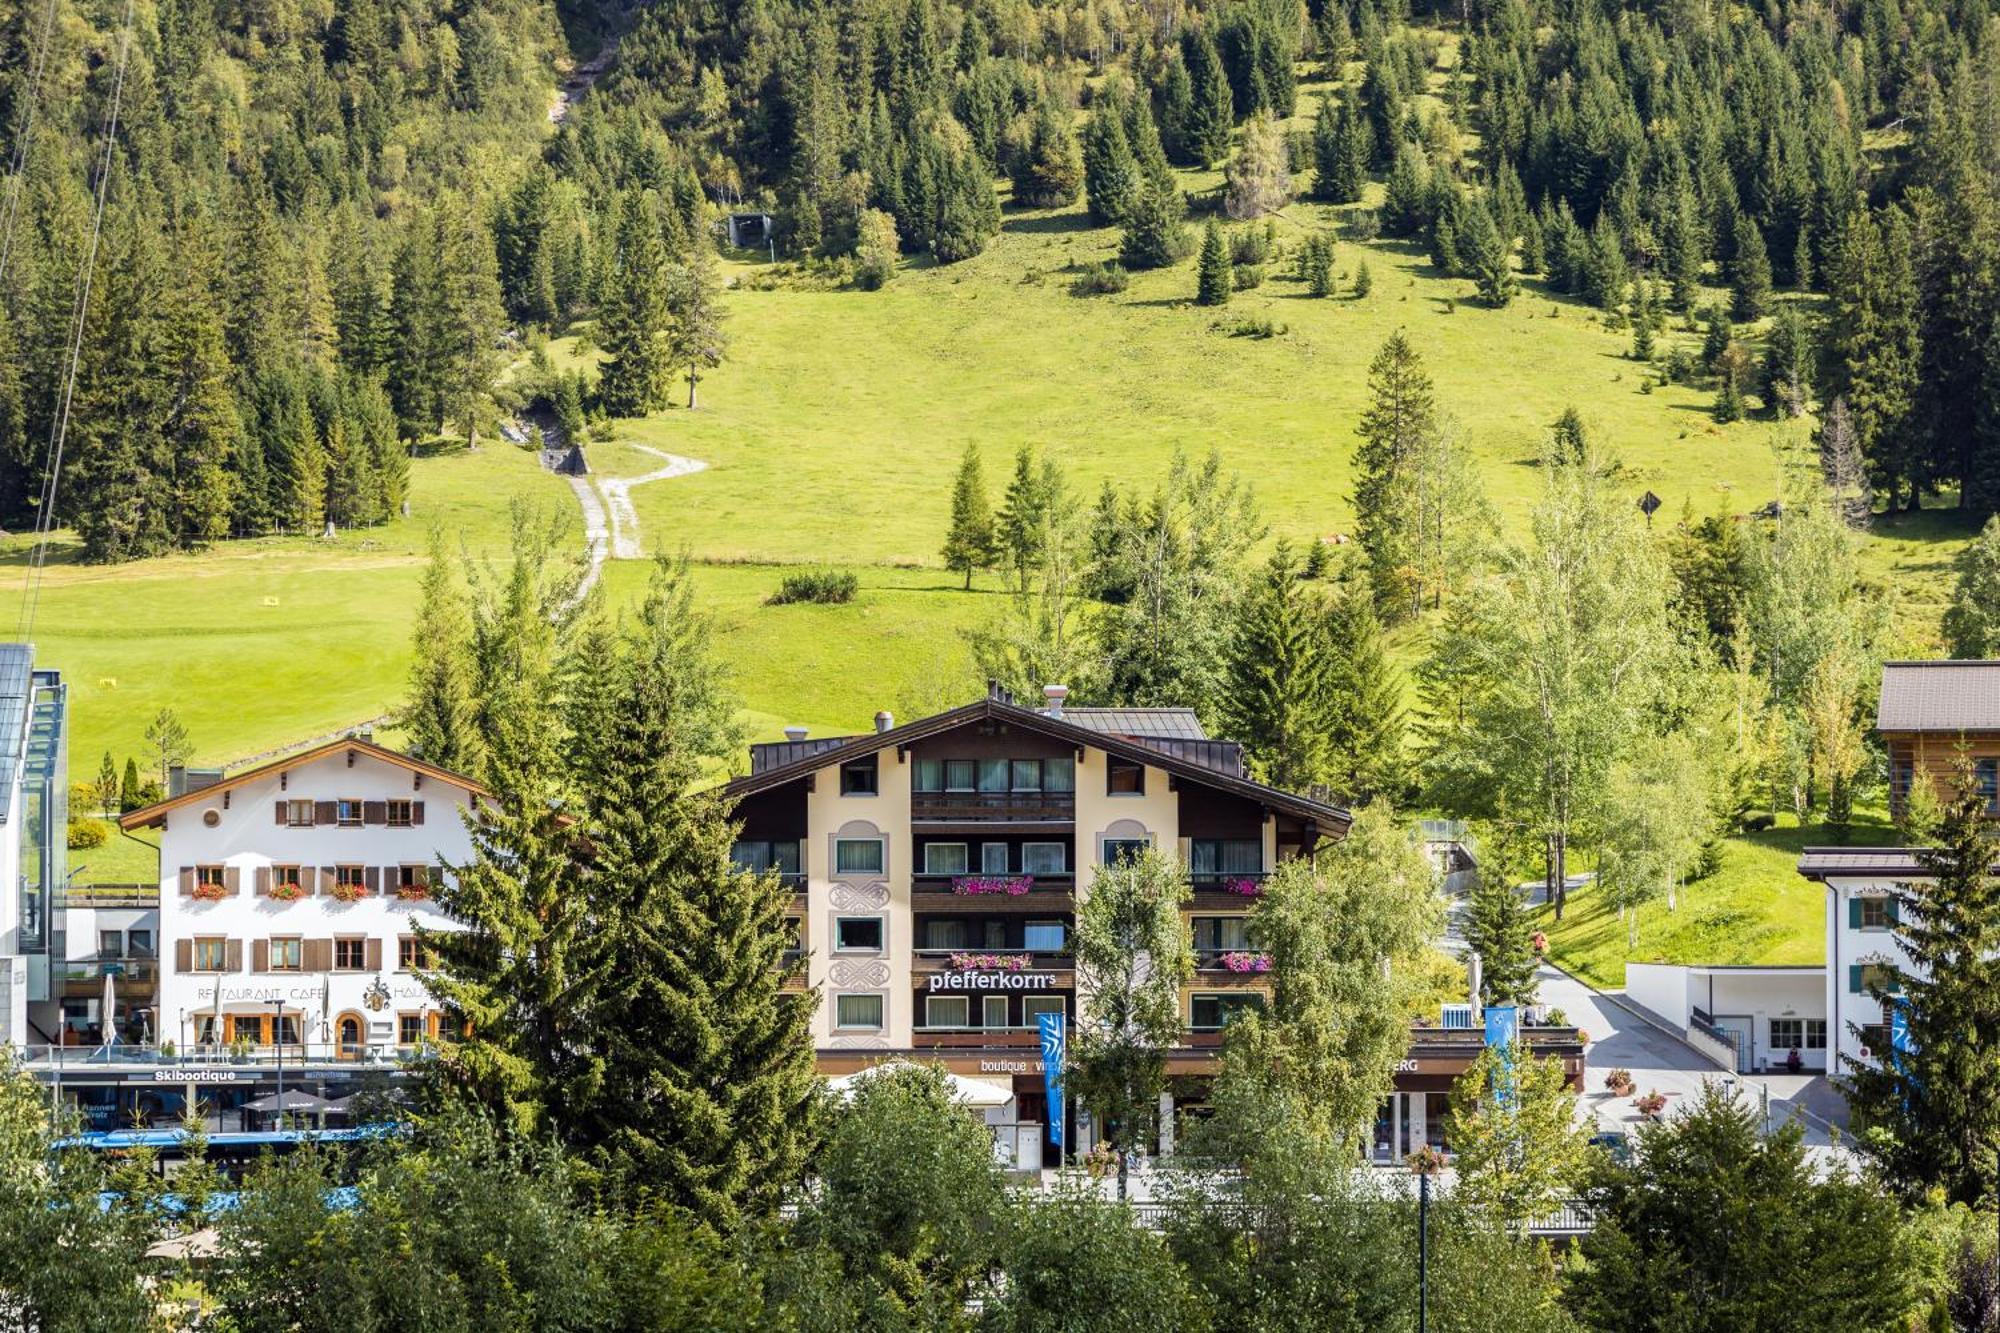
[949,952,1030,973]
[395,884,431,902]
[952,875,1034,897]
[1222,878,1263,897]
[268,882,306,903]
[329,882,371,904]
[1221,951,1272,974]
[190,881,229,902]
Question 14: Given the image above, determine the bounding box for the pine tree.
[1196,221,1232,305]
[1221,544,1335,789]
[1300,233,1335,297]
[1943,516,2000,658]
[598,193,675,418]
[1381,142,1431,237]
[1325,583,1408,804]
[1310,94,1343,202]
[94,752,118,816]
[1158,52,1196,165]
[942,443,998,588]
[1464,203,1515,308]
[1183,29,1234,169]
[119,758,141,813]
[1012,101,1084,208]
[402,525,483,778]
[1463,836,1539,1008]
[995,445,1050,587]
[1119,186,1191,270]
[1844,755,2000,1205]
[670,235,729,410]
[1729,215,1772,322]
[1082,99,1141,226]
[579,558,816,1227]
[1352,331,1437,619]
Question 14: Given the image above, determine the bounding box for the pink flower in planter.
[1222,878,1263,896]
[1221,951,1272,974]
[952,875,1034,897]
[949,952,1030,973]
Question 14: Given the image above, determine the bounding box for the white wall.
[1824,876,1917,1073]
[1625,964,1694,1028]
[155,748,476,1052]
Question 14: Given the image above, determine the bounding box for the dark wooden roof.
[724,698,1350,832]
[1797,846,1957,879]
[1877,660,2000,733]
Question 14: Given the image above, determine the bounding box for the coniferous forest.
[3,0,1999,562]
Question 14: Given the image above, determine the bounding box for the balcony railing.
[911,792,1076,822]
[1188,871,1269,897]
[57,958,159,984]
[18,1042,439,1070]
[910,947,1073,972]
[911,1025,1047,1049]
[912,873,1075,895]
[1193,949,1272,975]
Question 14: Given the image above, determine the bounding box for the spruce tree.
[1310,94,1343,202]
[1183,29,1234,169]
[995,444,1050,587]
[1082,100,1141,226]
[1158,52,1196,165]
[119,758,141,813]
[1463,835,1539,1008]
[1325,582,1408,805]
[670,234,729,410]
[1221,544,1335,789]
[942,443,998,588]
[1012,101,1084,208]
[1332,83,1371,203]
[1119,186,1191,270]
[1352,330,1437,619]
[580,558,816,1228]
[401,525,483,778]
[598,192,675,418]
[1196,220,1232,305]
[1465,203,1515,308]
[1300,233,1335,297]
[1844,758,2000,1205]
[1729,214,1772,322]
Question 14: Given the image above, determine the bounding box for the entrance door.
[1712,1015,1753,1072]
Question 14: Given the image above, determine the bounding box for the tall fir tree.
[1462,831,1539,1008]
[578,558,816,1228]
[1845,755,2000,1205]
[401,525,484,779]
[1729,215,1772,321]
[1196,220,1232,305]
[1325,582,1408,805]
[941,443,998,588]
[1352,331,1437,620]
[1183,29,1235,169]
[598,192,675,418]
[670,232,729,410]
[1221,543,1336,790]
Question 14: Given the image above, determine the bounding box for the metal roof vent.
[1043,684,1069,718]
[874,710,894,733]
[783,726,808,742]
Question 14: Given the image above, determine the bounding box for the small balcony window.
[1011,760,1043,792]
[1023,920,1066,952]
[835,917,884,952]
[979,759,1010,793]
[1044,757,1075,793]
[980,843,1010,874]
[1191,839,1262,878]
[923,842,970,875]
[1191,993,1265,1031]
[946,760,977,792]
[1022,995,1065,1023]
[1022,842,1067,874]
[926,996,970,1027]
[732,840,801,876]
[840,757,878,796]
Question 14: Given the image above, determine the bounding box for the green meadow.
[20,166,1979,918]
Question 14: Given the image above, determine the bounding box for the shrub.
[1069,262,1130,296]
[1224,315,1283,339]
[1233,262,1265,290]
[67,818,108,851]
[853,208,899,290]
[1345,208,1382,242]
[1743,812,1776,832]
[768,569,859,605]
[1229,226,1272,265]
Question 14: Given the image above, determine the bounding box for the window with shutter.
[363,800,387,825]
[314,800,338,825]
[175,940,192,973]
[178,867,194,894]
[224,940,243,972]
[412,801,425,825]
[253,940,269,972]
[386,799,413,827]
[223,867,241,895]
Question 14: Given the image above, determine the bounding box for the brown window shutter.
[253,940,269,973]
[364,865,380,894]
[175,940,192,973]
[304,939,330,972]
[412,801,425,826]
[224,940,243,972]
[178,866,194,895]
[363,800,387,825]
[224,866,241,896]
[364,938,383,971]
[319,867,335,895]
[255,866,270,896]
[314,800,337,825]
[383,864,400,890]
[274,801,287,826]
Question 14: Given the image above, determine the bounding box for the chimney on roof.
[874,710,894,733]
[1042,683,1069,718]
[784,726,808,743]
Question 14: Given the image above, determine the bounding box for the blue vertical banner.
[1037,1011,1067,1148]
[1889,996,1915,1076]
[1484,1005,1519,1110]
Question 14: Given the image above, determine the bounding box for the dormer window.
[840,756,878,796]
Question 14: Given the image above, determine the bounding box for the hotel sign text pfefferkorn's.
[926,972,1059,992]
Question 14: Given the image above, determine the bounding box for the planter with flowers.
[952,875,1034,897]
[328,881,371,904]
[950,952,1030,973]
[395,883,432,902]
[1405,1145,1448,1177]
[1221,878,1264,897]
[1603,1068,1634,1097]
[1221,951,1273,974]
[190,880,229,902]
[268,881,306,903]
[1633,1090,1668,1119]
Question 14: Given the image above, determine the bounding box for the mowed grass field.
[15,152,1979,911]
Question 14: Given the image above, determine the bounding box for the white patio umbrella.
[100,969,116,1048]
[825,1062,1014,1109]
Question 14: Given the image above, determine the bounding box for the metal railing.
[912,873,1076,893]
[55,958,158,983]
[911,947,1072,968]
[1121,1196,1594,1238]
[17,1042,434,1071]
[1188,872,1268,895]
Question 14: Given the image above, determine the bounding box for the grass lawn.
[1535,810,1898,990]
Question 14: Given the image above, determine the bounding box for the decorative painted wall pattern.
[829,959,891,988]
[828,1033,891,1049]
[830,881,889,912]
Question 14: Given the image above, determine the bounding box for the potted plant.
[1634,1090,1668,1119]
[1222,877,1263,897]
[1405,1144,1448,1177]
[329,881,370,904]
[1220,950,1273,974]
[395,883,431,902]
[269,881,306,903]
[158,1040,176,1061]
[1603,1068,1635,1097]
[228,1037,252,1064]
[190,880,229,902]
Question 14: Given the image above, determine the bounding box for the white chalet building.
[119,737,483,1060]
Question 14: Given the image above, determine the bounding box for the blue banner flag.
[1037,1012,1067,1148]
[1890,997,1915,1073]
[1484,1006,1518,1110]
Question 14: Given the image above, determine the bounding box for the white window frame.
[923,842,970,875]
[834,993,886,1031]
[834,916,885,953]
[925,996,971,1028]
[982,995,1010,1028]
[980,842,1010,874]
[834,838,885,875]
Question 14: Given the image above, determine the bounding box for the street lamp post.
[271,999,285,1129]
[1419,1168,1430,1333]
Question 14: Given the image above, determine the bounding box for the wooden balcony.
[911,791,1076,828]
[910,949,1074,984]
[912,874,1075,911]
[912,1026,1044,1050]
